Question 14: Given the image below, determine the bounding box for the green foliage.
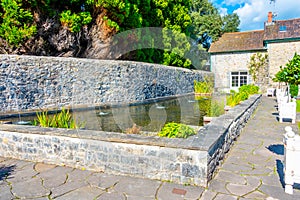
[0,0,240,67]
[0,0,37,46]
[290,84,299,98]
[239,84,260,95]
[194,77,214,94]
[296,100,300,113]
[274,53,300,85]
[190,0,240,42]
[34,107,84,129]
[248,53,269,83]
[206,100,224,117]
[222,13,240,33]
[158,122,196,138]
[273,67,287,82]
[60,10,92,32]
[226,85,259,107]
[226,92,241,107]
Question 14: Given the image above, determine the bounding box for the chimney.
[268,12,273,23]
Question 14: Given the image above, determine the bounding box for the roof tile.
[209,17,300,53]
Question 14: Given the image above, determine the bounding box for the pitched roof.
[264,18,300,41]
[209,17,300,53]
[209,30,265,53]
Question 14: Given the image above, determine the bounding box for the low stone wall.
[0,54,210,112]
[205,95,262,181]
[0,94,261,187]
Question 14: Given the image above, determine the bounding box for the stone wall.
[267,40,300,84]
[0,54,211,112]
[0,94,261,187]
[211,40,300,92]
[210,52,262,92]
[205,94,262,181]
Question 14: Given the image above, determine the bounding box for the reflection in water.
[6,95,226,133]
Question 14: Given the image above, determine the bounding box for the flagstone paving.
[0,96,300,199]
[201,96,300,200]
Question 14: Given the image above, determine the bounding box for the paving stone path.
[0,96,300,199]
[0,157,203,199]
[201,96,300,200]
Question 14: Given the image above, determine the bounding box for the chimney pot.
[268,12,273,23]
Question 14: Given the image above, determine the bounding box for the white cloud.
[219,7,228,17]
[212,0,300,31]
[234,0,268,30]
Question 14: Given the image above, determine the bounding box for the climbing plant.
[247,53,269,83]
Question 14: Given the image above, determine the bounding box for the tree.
[190,0,223,42]
[222,13,240,33]
[190,0,240,42]
[0,0,240,69]
[273,53,300,98]
[274,53,300,85]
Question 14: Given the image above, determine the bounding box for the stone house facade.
[209,12,300,92]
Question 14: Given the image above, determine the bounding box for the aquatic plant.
[34,107,84,129]
[158,122,196,138]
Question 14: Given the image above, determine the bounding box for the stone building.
[209,12,300,92]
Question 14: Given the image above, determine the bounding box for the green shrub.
[227,85,260,107]
[0,0,37,46]
[158,122,196,138]
[226,93,240,107]
[290,84,299,98]
[237,91,249,101]
[34,107,84,129]
[60,10,92,32]
[239,84,259,95]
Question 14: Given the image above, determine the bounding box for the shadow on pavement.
[267,144,284,155]
[0,165,16,181]
[276,159,285,188]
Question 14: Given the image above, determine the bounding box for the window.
[279,25,287,32]
[230,71,248,88]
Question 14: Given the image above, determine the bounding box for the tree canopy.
[0,0,240,69]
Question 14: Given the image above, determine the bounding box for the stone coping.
[0,94,262,151]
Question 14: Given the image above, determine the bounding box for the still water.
[7,95,214,133]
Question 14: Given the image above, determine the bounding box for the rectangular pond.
[1,94,226,133]
[0,94,261,187]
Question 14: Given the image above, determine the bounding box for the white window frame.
[230,71,249,90]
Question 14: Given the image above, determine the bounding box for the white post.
[284,126,295,194]
[283,126,300,194]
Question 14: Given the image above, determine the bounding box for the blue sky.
[210,0,300,31]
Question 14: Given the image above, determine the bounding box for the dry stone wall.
[0,55,211,112]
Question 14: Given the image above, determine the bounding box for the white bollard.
[283,126,300,194]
